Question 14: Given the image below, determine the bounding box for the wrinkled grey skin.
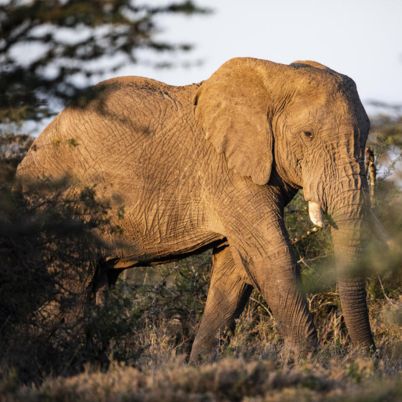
[17,58,376,361]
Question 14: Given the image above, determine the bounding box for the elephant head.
[194,57,374,349]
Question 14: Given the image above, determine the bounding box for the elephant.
[16,57,383,361]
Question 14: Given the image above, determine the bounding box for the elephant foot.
[279,338,318,364]
[189,338,218,364]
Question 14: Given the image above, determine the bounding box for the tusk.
[308,201,324,228]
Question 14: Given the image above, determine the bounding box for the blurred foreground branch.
[0,0,210,125]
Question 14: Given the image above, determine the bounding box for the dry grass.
[1,355,401,402]
[2,271,400,401]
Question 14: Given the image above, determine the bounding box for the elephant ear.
[194,58,273,186]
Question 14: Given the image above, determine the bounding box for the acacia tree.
[0,0,209,124]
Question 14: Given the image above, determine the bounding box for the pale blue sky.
[119,0,402,113]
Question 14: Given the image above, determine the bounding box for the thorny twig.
[250,297,274,319]
[377,274,393,303]
[365,147,376,207]
[291,226,321,245]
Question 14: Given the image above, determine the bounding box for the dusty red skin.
[17,57,377,360]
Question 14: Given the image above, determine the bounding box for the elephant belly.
[100,192,224,264]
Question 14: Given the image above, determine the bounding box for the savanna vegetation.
[0,1,401,401]
[0,116,401,401]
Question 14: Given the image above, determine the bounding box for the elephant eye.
[303,131,313,139]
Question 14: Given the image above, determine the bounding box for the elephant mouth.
[306,198,395,251]
[308,201,324,228]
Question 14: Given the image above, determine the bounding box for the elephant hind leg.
[91,259,123,306]
[189,245,252,363]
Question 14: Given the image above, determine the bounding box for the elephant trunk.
[328,173,375,350]
[331,223,374,349]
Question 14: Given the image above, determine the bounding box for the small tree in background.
[0,0,209,125]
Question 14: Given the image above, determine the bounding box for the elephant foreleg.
[189,245,252,363]
[229,238,318,355]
